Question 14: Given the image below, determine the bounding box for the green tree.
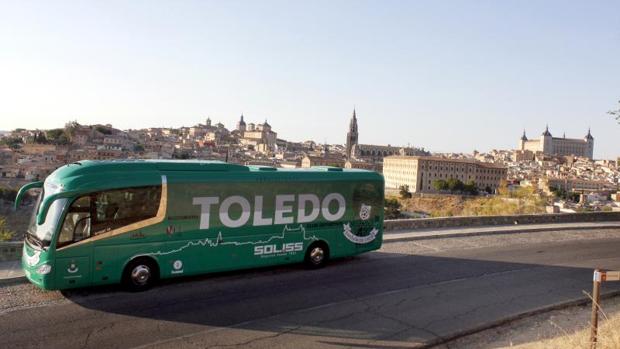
[45,128,70,145]
[0,217,13,241]
[384,198,402,219]
[447,178,464,192]
[463,181,479,195]
[95,126,113,135]
[0,136,23,149]
[33,131,48,144]
[0,187,18,202]
[64,121,79,138]
[399,185,412,199]
[432,179,448,191]
[134,144,145,152]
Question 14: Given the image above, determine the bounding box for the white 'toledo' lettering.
[274,194,295,225]
[297,194,320,223]
[193,193,347,229]
[219,196,251,228]
[192,197,219,229]
[253,196,273,226]
[321,193,346,221]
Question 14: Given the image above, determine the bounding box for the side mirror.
[14,181,43,210]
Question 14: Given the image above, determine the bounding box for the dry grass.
[450,295,620,349]
[511,312,620,349]
[398,186,547,218]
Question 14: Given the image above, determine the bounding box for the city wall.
[383,211,620,231]
[3,212,620,261]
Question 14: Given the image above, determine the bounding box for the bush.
[0,187,18,202]
[433,178,478,195]
[433,179,449,191]
[0,136,23,149]
[0,217,13,241]
[384,198,402,219]
[399,185,412,199]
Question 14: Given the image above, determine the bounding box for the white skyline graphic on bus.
[147,221,380,258]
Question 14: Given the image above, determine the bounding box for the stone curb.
[0,275,27,287]
[418,290,620,349]
[383,224,620,243]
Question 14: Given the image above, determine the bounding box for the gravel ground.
[440,295,620,348]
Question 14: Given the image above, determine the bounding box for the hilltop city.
[0,110,619,212]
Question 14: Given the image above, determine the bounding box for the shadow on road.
[57,246,620,347]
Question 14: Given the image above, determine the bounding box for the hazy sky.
[1,1,619,158]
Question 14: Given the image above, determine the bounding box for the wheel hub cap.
[131,265,151,285]
[310,248,324,264]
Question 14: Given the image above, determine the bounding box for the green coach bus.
[15,160,384,291]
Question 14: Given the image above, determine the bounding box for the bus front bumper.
[22,243,56,290]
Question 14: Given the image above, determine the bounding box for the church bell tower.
[345,109,359,159]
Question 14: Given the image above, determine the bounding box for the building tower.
[518,129,528,150]
[236,114,246,133]
[345,109,359,159]
[541,124,553,154]
[206,117,212,128]
[585,128,594,159]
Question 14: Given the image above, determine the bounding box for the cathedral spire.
[346,108,359,160]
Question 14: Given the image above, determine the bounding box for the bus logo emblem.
[343,223,379,244]
[359,204,371,221]
[67,263,79,274]
[172,260,184,274]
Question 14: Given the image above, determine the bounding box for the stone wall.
[0,241,22,262]
[384,212,620,231]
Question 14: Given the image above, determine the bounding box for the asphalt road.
[2,228,620,349]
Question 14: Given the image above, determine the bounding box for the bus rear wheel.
[305,242,329,269]
[123,257,159,292]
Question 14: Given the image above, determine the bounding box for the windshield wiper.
[26,232,47,249]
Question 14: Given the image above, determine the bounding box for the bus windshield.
[26,182,65,247]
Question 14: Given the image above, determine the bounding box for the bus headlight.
[36,264,52,275]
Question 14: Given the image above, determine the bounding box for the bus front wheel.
[305,242,329,269]
[123,257,159,292]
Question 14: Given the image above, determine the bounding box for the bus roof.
[31,160,382,225]
[46,160,382,192]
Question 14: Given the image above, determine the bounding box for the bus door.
[54,196,93,289]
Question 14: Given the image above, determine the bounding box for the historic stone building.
[235,115,277,153]
[383,155,507,193]
[545,177,617,193]
[344,109,428,162]
[518,126,594,159]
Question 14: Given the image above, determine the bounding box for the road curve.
[1,228,620,349]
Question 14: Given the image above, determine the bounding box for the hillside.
[395,186,548,217]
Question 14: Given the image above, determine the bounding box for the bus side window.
[91,186,161,235]
[58,196,92,247]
